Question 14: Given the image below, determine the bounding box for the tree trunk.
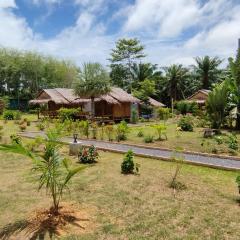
[203,74,209,89]
[91,97,95,119]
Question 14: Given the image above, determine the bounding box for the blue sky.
[0,0,240,67]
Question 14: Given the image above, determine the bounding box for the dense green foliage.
[206,82,229,129]
[151,124,167,140]
[3,110,21,120]
[194,56,222,89]
[0,48,79,100]
[58,108,81,122]
[155,107,171,121]
[115,120,129,141]
[176,101,198,115]
[178,115,194,131]
[74,62,111,117]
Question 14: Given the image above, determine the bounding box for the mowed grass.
[0,149,239,240]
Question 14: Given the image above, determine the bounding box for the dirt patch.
[0,202,95,239]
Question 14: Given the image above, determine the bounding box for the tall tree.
[130,63,160,89]
[133,78,156,103]
[109,38,146,91]
[74,62,111,117]
[162,64,189,102]
[0,47,80,100]
[193,56,222,89]
[228,45,240,130]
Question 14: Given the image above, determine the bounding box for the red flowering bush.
[78,145,99,164]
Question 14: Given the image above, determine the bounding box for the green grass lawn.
[0,148,239,239]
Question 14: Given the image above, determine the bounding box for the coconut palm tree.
[162,64,189,102]
[194,56,222,89]
[74,63,111,118]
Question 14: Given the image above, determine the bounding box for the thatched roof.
[148,97,165,107]
[30,87,140,105]
[109,87,140,103]
[187,89,211,101]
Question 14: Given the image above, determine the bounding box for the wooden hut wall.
[95,101,113,116]
[112,103,131,118]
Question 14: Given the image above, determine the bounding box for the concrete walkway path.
[20,131,240,171]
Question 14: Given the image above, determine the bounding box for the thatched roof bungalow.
[186,89,210,105]
[30,87,140,120]
[148,97,165,108]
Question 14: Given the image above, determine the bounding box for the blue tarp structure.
[9,99,29,111]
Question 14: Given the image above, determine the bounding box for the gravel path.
[21,132,240,170]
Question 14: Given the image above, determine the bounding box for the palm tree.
[228,47,240,130]
[162,64,189,102]
[0,129,85,215]
[74,63,111,117]
[206,81,229,129]
[194,56,222,89]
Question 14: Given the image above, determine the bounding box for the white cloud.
[123,0,200,38]
[0,0,239,68]
[0,0,16,8]
[32,0,62,5]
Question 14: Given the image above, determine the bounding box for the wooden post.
[171,98,174,117]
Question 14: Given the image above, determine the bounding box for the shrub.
[3,110,22,120]
[176,101,198,115]
[3,110,15,120]
[151,124,167,140]
[121,150,138,174]
[15,111,22,120]
[178,115,194,131]
[82,120,90,138]
[116,121,129,142]
[58,108,80,122]
[131,108,138,124]
[78,145,99,164]
[137,130,144,137]
[214,135,224,145]
[195,116,209,128]
[91,122,98,139]
[10,134,22,144]
[100,123,105,140]
[155,107,170,121]
[105,125,114,141]
[227,134,238,151]
[144,135,154,143]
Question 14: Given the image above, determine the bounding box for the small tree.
[206,81,229,129]
[0,129,85,215]
[170,148,186,196]
[151,124,167,140]
[121,150,139,174]
[74,63,111,118]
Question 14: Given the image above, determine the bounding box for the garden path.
[21,131,240,170]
